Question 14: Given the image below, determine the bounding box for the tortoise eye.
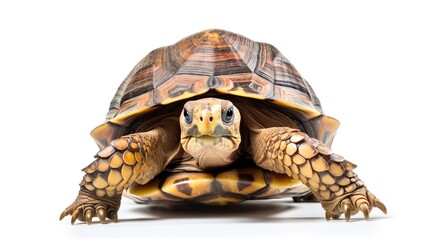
[223,108,234,124]
[183,109,192,123]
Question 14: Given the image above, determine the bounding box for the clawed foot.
[322,187,387,222]
[59,189,121,225]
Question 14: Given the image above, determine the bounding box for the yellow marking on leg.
[279,141,287,151]
[329,162,345,177]
[283,155,292,166]
[95,189,106,197]
[311,156,329,172]
[299,161,313,178]
[93,175,108,189]
[84,175,92,182]
[97,159,109,172]
[286,143,297,155]
[128,142,139,151]
[290,132,305,143]
[84,183,95,191]
[123,150,136,165]
[298,142,318,158]
[109,153,123,168]
[320,190,331,200]
[135,152,143,163]
[111,138,128,151]
[334,187,345,196]
[121,165,132,181]
[292,154,306,164]
[321,173,335,185]
[107,170,122,186]
[98,146,115,158]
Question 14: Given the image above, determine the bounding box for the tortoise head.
[180,98,241,170]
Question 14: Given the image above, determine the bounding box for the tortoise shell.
[91,29,339,149]
[90,29,340,205]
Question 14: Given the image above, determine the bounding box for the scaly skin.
[60,128,177,224]
[252,127,387,221]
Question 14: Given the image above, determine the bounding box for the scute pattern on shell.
[106,29,323,122]
[92,29,340,148]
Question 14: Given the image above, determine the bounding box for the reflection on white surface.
[101,198,320,221]
[61,198,390,240]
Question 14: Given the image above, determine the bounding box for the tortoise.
[60,29,386,224]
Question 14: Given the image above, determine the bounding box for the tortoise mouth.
[180,135,241,170]
[180,135,241,154]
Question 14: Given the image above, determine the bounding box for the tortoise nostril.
[209,116,213,122]
[200,117,203,122]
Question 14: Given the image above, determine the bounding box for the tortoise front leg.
[251,127,387,221]
[60,128,178,224]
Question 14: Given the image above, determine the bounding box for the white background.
[0,0,427,239]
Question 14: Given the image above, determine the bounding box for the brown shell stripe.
[80,133,149,197]
[107,30,316,120]
[256,127,364,202]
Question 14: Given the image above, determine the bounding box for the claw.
[85,209,94,225]
[325,211,332,221]
[110,212,118,223]
[342,203,352,222]
[374,198,387,214]
[71,210,79,225]
[96,207,107,224]
[359,203,370,220]
[59,209,69,221]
